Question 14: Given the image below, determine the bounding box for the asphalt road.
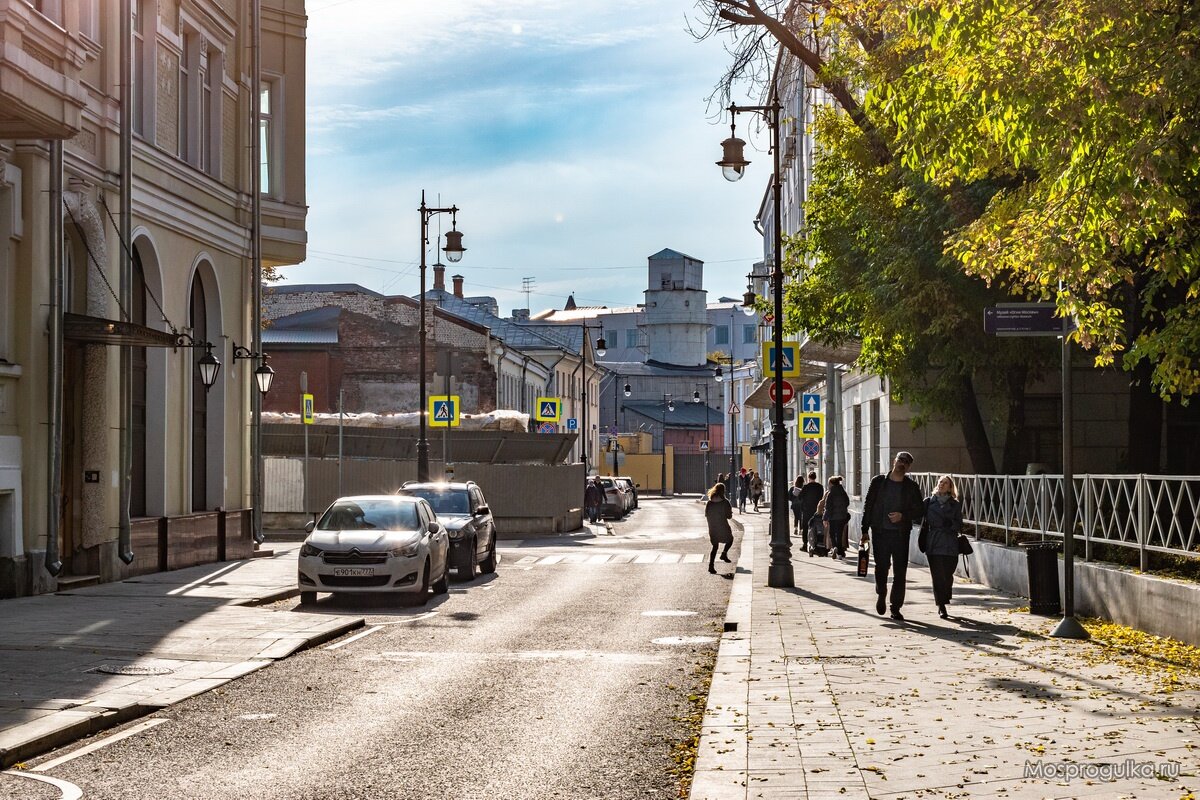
[8,497,740,800]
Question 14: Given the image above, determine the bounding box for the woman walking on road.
[705,481,735,574]
[924,475,964,619]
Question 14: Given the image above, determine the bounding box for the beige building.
[0,0,307,596]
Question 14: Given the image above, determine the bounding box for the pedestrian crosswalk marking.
[500,550,714,566]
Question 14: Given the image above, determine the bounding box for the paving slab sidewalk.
[0,548,363,768]
[693,516,1200,799]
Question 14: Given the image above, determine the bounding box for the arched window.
[190,271,208,511]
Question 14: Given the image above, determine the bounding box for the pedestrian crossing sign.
[761,341,802,378]
[535,396,562,422]
[429,395,460,427]
[302,394,314,425]
[799,412,823,438]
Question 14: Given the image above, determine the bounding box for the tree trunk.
[958,374,997,473]
[1000,365,1030,474]
[1127,360,1163,472]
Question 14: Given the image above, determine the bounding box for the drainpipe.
[117,0,134,564]
[250,0,264,543]
[46,141,64,577]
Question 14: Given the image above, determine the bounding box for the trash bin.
[1020,540,1061,616]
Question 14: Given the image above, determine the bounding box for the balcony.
[0,0,87,140]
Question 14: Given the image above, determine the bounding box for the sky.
[289,0,770,314]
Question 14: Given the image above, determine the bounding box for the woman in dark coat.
[705,482,735,574]
[925,475,964,619]
[821,476,851,559]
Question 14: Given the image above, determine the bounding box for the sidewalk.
[692,516,1200,799]
[0,548,363,768]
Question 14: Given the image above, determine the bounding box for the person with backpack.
[821,476,851,559]
[790,472,824,548]
[860,451,925,620]
[704,481,735,574]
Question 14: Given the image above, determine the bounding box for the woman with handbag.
[705,481,735,574]
[921,475,964,619]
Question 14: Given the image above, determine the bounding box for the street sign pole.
[301,371,308,517]
[1052,316,1089,640]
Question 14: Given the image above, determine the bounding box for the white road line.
[325,625,383,650]
[585,554,611,564]
[537,555,565,565]
[682,553,705,563]
[370,612,437,626]
[634,553,659,564]
[656,553,682,564]
[515,556,538,565]
[4,770,85,799]
[31,718,169,773]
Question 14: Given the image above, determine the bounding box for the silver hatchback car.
[297,495,450,605]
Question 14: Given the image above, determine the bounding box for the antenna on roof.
[521,276,535,310]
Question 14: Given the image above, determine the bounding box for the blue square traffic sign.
[801,393,821,413]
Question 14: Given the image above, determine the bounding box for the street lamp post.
[417,191,465,482]
[575,326,607,470]
[717,96,795,588]
[660,394,675,497]
[612,377,631,477]
[693,373,718,489]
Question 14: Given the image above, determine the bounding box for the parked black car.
[397,481,497,580]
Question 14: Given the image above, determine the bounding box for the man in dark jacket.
[584,477,604,524]
[860,451,925,620]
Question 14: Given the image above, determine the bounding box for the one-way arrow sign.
[801,393,821,413]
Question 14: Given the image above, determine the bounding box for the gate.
[674,448,740,494]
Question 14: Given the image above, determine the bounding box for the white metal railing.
[911,472,1200,569]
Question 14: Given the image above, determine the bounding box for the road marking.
[652,636,718,646]
[586,554,610,564]
[30,718,169,773]
[655,553,681,564]
[325,625,383,650]
[683,553,705,564]
[370,612,437,626]
[237,713,277,721]
[2,771,83,799]
[609,553,636,564]
[633,553,659,564]
[515,556,538,565]
[538,555,565,565]
[642,610,699,617]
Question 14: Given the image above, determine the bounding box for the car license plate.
[332,567,374,577]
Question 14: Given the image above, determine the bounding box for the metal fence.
[912,472,1200,568]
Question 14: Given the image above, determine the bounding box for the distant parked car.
[614,477,639,510]
[397,481,497,580]
[297,495,450,605]
[596,477,629,519]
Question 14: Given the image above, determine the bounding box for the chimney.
[512,308,530,321]
[433,264,446,292]
[452,274,464,298]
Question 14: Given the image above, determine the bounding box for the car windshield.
[404,488,470,516]
[316,499,421,531]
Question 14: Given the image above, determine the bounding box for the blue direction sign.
[801,393,821,413]
[566,418,578,431]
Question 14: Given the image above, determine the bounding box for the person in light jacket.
[705,481,735,574]
[924,475,964,619]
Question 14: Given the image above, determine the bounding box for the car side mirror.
[427,521,439,534]
[474,505,489,516]
[635,483,640,488]
[304,520,315,533]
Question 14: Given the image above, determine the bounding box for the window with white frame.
[259,80,277,195]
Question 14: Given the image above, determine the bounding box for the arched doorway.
[189,271,209,511]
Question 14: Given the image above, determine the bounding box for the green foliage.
[877,0,1200,399]
[785,107,1055,424]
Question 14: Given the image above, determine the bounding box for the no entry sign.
[768,379,794,404]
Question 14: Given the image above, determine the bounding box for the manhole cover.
[788,656,874,665]
[651,636,717,646]
[90,663,174,676]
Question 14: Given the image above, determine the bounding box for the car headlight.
[299,543,323,558]
[390,541,421,558]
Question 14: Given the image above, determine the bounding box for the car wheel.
[299,591,317,606]
[456,537,478,581]
[479,535,497,574]
[432,558,450,594]
[404,560,432,606]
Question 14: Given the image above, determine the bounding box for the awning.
[64,313,179,348]
[798,337,861,365]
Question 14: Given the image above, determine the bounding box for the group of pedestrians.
[706,450,968,620]
[713,468,764,513]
